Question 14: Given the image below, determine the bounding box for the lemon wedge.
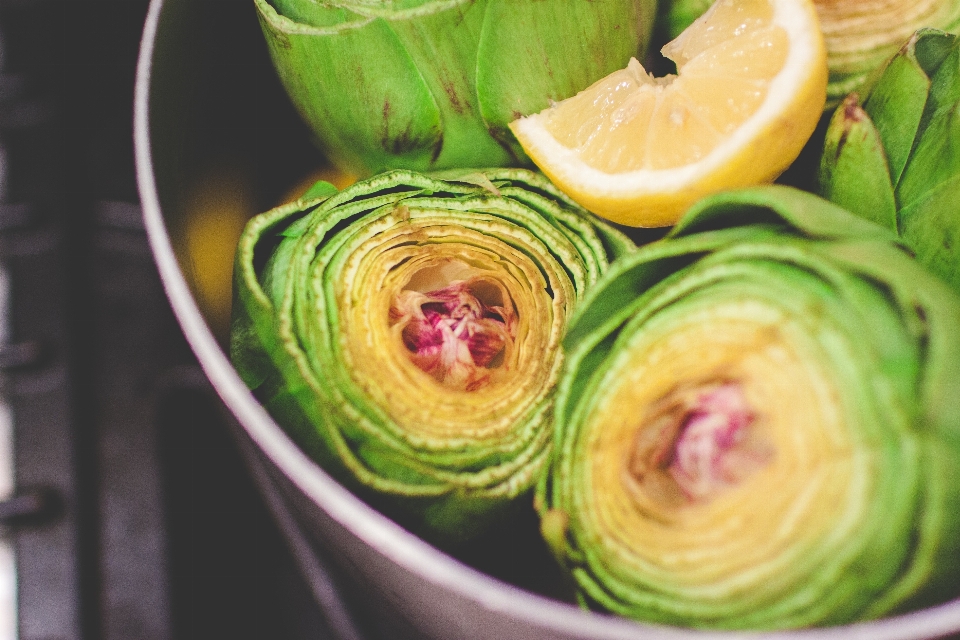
[509,0,828,227]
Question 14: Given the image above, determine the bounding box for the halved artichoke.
[231,169,632,541]
[540,185,960,629]
[254,0,657,176]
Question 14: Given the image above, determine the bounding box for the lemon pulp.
[510,0,827,227]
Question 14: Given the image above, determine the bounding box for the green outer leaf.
[542,185,960,629]
[817,30,960,297]
[255,0,655,176]
[475,0,654,157]
[828,238,960,614]
[256,0,445,174]
[916,32,960,140]
[818,96,898,233]
[657,0,713,41]
[307,0,476,20]
[268,0,360,27]
[897,100,960,211]
[912,27,958,76]
[372,0,515,169]
[898,174,960,293]
[231,203,302,390]
[231,168,632,542]
[862,40,931,186]
[300,179,339,201]
[669,183,899,243]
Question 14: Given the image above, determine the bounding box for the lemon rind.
[510,0,828,226]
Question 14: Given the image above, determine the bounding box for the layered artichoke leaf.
[540,185,960,628]
[231,169,632,540]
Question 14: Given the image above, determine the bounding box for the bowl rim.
[132,1,960,637]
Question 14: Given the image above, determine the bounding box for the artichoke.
[818,0,960,106]
[539,185,960,629]
[230,168,632,542]
[254,0,657,177]
[818,28,960,291]
[655,0,960,107]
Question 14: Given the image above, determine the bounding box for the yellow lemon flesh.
[509,0,828,227]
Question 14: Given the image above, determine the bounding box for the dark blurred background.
[1,1,336,638]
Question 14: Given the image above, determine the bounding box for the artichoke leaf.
[476,0,655,156]
[817,29,960,295]
[896,98,960,211]
[915,29,960,137]
[256,0,447,173]
[256,0,657,175]
[862,39,931,185]
[897,173,960,292]
[818,95,898,232]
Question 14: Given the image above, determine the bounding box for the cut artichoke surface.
[540,185,960,629]
[230,169,633,541]
[255,0,656,176]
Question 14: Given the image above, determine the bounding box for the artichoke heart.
[541,185,960,629]
[231,169,632,541]
[255,0,657,176]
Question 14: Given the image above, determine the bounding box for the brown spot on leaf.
[442,79,466,114]
[835,93,865,160]
[431,135,444,164]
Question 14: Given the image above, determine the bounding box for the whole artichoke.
[539,185,960,629]
[254,0,657,176]
[230,168,632,542]
[818,28,960,291]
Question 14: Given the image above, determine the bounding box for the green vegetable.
[539,185,960,629]
[230,168,632,542]
[656,0,713,42]
[818,28,960,291]
[254,0,657,176]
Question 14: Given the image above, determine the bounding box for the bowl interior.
[139,0,579,604]
[136,1,960,638]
